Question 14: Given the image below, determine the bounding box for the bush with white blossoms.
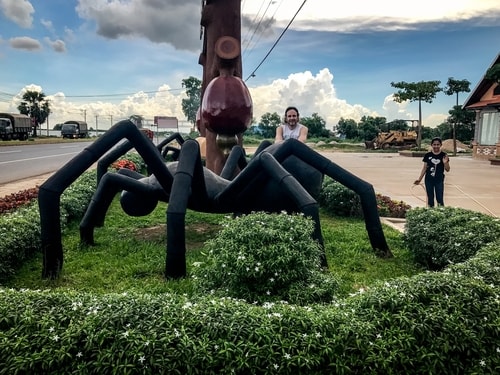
[192,212,339,304]
[404,207,500,270]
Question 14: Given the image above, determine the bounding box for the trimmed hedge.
[404,207,500,270]
[0,171,96,282]
[0,243,499,374]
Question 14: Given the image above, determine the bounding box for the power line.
[245,0,308,82]
[242,0,284,62]
[241,0,273,58]
[0,88,184,101]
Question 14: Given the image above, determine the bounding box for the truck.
[365,130,418,150]
[0,113,32,141]
[61,120,89,139]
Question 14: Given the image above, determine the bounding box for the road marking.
[0,151,79,165]
[0,150,22,154]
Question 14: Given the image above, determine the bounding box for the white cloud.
[9,36,41,50]
[76,0,201,51]
[0,0,34,28]
[244,0,500,32]
[249,68,380,128]
[44,38,66,52]
[4,69,425,131]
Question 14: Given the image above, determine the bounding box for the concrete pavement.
[320,152,499,218]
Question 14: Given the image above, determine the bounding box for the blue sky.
[1,0,499,130]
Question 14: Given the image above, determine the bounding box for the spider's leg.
[165,139,207,279]
[161,146,181,161]
[96,140,134,183]
[220,140,273,180]
[39,120,173,279]
[79,170,149,244]
[156,132,184,158]
[270,139,391,258]
[220,145,247,180]
[250,139,272,159]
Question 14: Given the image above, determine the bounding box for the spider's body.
[39,120,390,280]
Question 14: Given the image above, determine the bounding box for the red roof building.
[463,53,500,160]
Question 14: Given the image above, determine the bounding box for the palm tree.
[17,91,51,137]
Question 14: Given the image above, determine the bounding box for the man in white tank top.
[275,106,308,143]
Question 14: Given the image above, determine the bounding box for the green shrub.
[319,177,363,217]
[60,171,97,220]
[0,171,96,282]
[0,204,41,281]
[404,207,500,270]
[319,177,410,218]
[192,212,339,304]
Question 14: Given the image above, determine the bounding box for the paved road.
[0,142,93,184]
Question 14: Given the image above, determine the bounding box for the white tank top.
[282,124,303,140]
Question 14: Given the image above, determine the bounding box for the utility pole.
[81,109,87,122]
[95,115,99,137]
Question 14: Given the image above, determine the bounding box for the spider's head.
[120,190,158,217]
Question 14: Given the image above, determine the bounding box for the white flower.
[284,353,291,360]
[52,335,59,342]
[76,352,83,358]
[48,326,55,333]
[273,364,279,369]
[122,331,130,338]
[139,356,146,364]
[479,359,486,367]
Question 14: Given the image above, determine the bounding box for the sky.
[0,0,499,132]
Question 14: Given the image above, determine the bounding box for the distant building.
[154,116,178,130]
[463,53,500,160]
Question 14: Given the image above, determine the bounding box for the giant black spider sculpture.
[39,120,390,280]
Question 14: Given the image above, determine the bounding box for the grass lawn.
[6,198,421,297]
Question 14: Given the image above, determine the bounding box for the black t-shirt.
[422,151,447,181]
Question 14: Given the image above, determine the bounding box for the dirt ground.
[437,139,470,153]
[0,173,55,197]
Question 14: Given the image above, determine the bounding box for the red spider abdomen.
[201,75,253,135]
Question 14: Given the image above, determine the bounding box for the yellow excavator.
[365,130,418,150]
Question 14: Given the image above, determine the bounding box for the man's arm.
[275,126,284,142]
[298,126,308,143]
